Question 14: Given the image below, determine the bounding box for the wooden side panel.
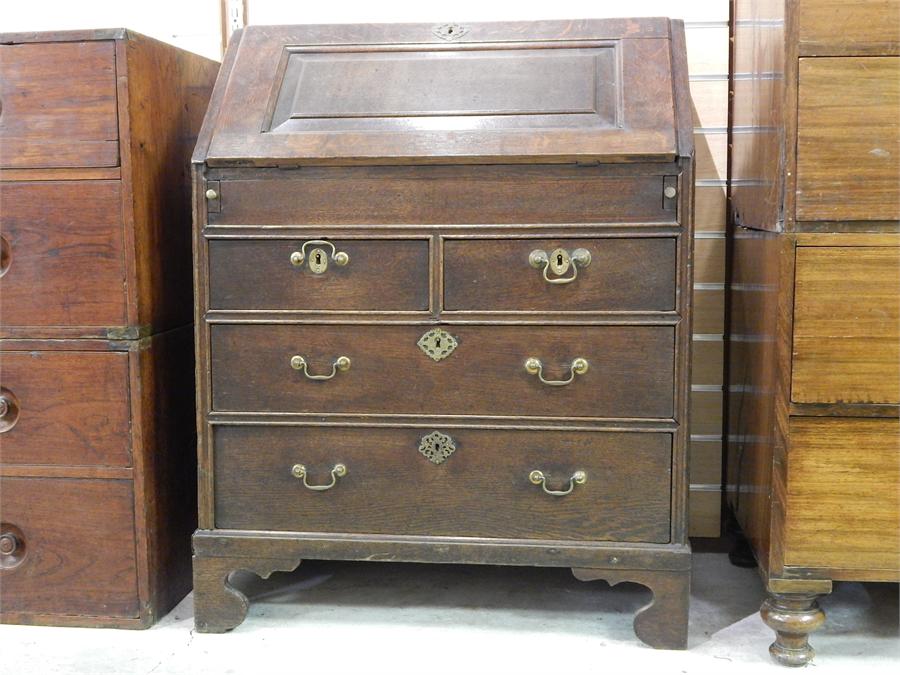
[214,425,672,543]
[792,245,900,404]
[0,41,119,169]
[0,477,140,618]
[798,0,900,54]
[119,33,219,333]
[796,57,900,222]
[0,350,132,467]
[784,417,900,571]
[0,181,127,332]
[726,228,784,570]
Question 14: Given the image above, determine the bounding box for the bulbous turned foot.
[760,592,826,667]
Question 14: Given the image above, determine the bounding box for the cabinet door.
[0,41,119,169]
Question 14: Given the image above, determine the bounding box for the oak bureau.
[728,0,900,666]
[191,18,695,647]
[0,29,218,627]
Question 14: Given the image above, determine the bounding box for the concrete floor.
[2,547,898,674]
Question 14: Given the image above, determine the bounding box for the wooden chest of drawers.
[0,29,218,627]
[729,0,900,666]
[191,19,695,648]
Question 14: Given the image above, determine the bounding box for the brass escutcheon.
[529,247,591,284]
[289,240,350,274]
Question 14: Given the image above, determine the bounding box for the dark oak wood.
[213,425,672,542]
[728,2,900,665]
[443,236,677,312]
[209,324,675,419]
[0,29,217,629]
[209,167,679,226]
[209,238,430,311]
[192,18,694,646]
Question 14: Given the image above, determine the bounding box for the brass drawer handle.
[291,463,347,491]
[0,387,20,433]
[529,469,587,497]
[524,357,589,386]
[528,247,591,284]
[289,240,349,274]
[290,355,351,380]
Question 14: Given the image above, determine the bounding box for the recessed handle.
[291,463,347,491]
[529,469,587,497]
[524,357,589,386]
[290,240,349,274]
[290,355,351,380]
[528,247,591,284]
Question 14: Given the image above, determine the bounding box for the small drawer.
[213,425,672,543]
[207,238,430,312]
[0,350,132,467]
[0,181,127,330]
[0,477,139,619]
[0,41,119,169]
[443,237,677,312]
[210,324,675,419]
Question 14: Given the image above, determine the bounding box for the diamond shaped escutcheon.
[417,328,458,362]
[418,431,457,465]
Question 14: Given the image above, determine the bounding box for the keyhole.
[447,27,453,33]
[315,252,322,265]
[435,338,442,348]
[557,253,564,266]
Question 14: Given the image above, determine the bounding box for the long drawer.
[0,181,127,330]
[213,425,672,542]
[0,350,132,467]
[0,477,140,618]
[210,324,675,419]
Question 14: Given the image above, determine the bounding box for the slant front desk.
[191,18,695,648]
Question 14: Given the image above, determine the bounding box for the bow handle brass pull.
[291,463,347,491]
[524,357,589,386]
[528,247,591,284]
[290,240,349,274]
[529,469,587,496]
[290,355,351,380]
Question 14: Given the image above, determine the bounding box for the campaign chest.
[0,29,218,626]
[728,0,900,666]
[191,18,695,648]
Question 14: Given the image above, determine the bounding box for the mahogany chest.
[729,0,900,666]
[0,29,218,627]
[191,18,695,648]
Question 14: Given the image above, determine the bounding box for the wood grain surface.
[792,245,900,404]
[0,40,119,168]
[213,425,672,542]
[210,324,675,419]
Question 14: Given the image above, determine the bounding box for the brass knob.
[0,387,20,433]
[205,188,219,200]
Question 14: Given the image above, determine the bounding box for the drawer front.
[785,417,900,571]
[208,238,430,311]
[210,324,675,419]
[0,477,140,618]
[0,41,119,169]
[797,57,899,222]
[792,245,900,404]
[208,168,678,226]
[798,0,900,52]
[0,181,127,330]
[213,425,672,543]
[0,350,132,467]
[444,237,676,312]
